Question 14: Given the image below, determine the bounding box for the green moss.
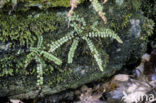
[102,1,134,31]
[0,56,14,77]
[46,68,73,86]
[50,0,71,7]
[141,0,155,19]
[109,12,132,31]
[0,11,65,77]
[0,0,152,79]
[0,0,85,10]
[0,12,61,46]
[28,0,85,7]
[131,0,141,11]
[121,13,132,28]
[0,1,153,97]
[140,17,155,40]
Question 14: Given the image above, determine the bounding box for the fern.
[68,37,79,63]
[85,29,123,43]
[69,14,86,34]
[25,35,62,67]
[41,51,62,65]
[90,0,103,12]
[24,52,35,68]
[24,35,62,88]
[68,0,107,23]
[83,37,103,71]
[37,35,43,49]
[90,0,107,23]
[30,47,39,54]
[36,56,43,90]
[48,13,122,71]
[49,32,74,52]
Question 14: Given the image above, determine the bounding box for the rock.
[38,91,74,103]
[115,0,124,6]
[75,85,105,103]
[10,99,24,103]
[113,74,130,82]
[0,0,154,100]
[106,53,156,103]
[106,77,155,103]
[133,53,150,79]
[0,0,85,10]
[129,19,141,38]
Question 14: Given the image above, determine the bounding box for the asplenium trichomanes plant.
[49,13,123,71]
[24,35,62,89]
[68,0,107,24]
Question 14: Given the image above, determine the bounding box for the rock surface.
[0,0,154,99]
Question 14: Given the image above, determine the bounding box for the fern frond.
[68,37,79,63]
[90,0,103,12]
[83,37,103,71]
[90,0,107,23]
[86,28,123,43]
[30,47,39,54]
[35,56,43,88]
[24,52,35,68]
[69,13,86,27]
[49,32,74,52]
[69,13,86,34]
[41,51,62,65]
[37,35,43,49]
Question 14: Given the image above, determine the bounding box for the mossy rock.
[22,0,85,8]
[0,0,85,10]
[0,0,154,99]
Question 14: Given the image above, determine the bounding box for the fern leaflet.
[37,35,43,49]
[86,29,123,43]
[83,37,103,71]
[41,51,62,65]
[49,32,74,52]
[36,56,43,89]
[24,52,35,68]
[68,37,79,63]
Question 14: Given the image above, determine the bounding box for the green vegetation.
[0,0,155,99]
[0,0,85,10]
[0,12,59,46]
[0,0,154,92]
[49,13,122,71]
[0,11,64,78]
[141,17,155,40]
[24,35,62,89]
